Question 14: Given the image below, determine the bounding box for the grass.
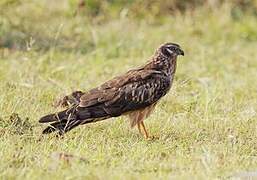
[0,2,257,179]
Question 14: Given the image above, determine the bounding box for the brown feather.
[39,42,184,135]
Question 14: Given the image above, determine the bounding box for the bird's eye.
[170,47,175,51]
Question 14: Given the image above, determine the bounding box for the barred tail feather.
[39,105,109,135]
[40,106,79,134]
[39,109,71,123]
[42,119,84,135]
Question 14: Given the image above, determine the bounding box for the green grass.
[0,2,257,179]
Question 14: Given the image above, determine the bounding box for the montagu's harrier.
[39,43,184,138]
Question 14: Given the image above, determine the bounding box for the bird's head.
[158,42,184,58]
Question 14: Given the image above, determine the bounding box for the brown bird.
[39,42,184,138]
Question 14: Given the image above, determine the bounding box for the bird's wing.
[79,69,169,116]
[80,69,160,107]
[39,69,170,134]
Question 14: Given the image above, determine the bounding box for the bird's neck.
[145,54,177,77]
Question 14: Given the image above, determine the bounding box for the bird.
[39,42,184,138]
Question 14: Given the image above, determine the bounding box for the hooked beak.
[177,48,184,56]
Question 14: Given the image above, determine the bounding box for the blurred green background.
[1,0,257,51]
[0,1,257,179]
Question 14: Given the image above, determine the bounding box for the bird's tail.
[39,105,92,135]
[39,105,110,135]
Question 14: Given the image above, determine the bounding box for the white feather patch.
[166,48,173,54]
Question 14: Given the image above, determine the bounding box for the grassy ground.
[0,2,257,179]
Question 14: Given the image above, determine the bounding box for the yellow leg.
[140,121,149,139]
[137,123,142,135]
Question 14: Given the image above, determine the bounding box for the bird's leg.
[137,123,142,135]
[140,121,149,139]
